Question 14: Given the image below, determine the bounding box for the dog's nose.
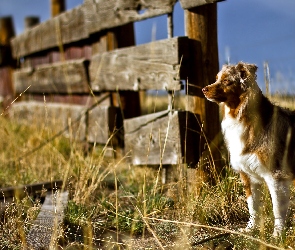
[202,87,209,93]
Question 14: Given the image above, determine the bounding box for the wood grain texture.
[185,5,220,141]
[13,59,89,94]
[11,0,178,58]
[10,101,87,141]
[0,66,14,107]
[124,110,200,166]
[83,0,176,35]
[185,4,222,180]
[21,94,103,106]
[11,6,87,58]
[10,0,226,58]
[90,37,190,91]
[179,0,224,9]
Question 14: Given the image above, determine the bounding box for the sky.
[0,0,294,93]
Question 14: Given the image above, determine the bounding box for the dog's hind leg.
[265,176,291,236]
[240,172,263,231]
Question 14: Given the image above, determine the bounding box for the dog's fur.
[202,62,295,236]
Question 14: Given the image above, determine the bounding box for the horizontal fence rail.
[90,37,192,91]
[14,59,89,94]
[10,0,222,58]
[13,37,195,94]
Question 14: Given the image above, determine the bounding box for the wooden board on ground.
[13,59,89,94]
[10,101,87,141]
[88,106,123,146]
[90,37,191,91]
[26,191,68,249]
[0,180,63,200]
[0,180,63,216]
[124,110,201,166]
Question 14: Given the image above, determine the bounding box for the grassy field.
[0,94,295,249]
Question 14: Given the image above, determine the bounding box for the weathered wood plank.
[13,59,89,94]
[124,110,201,166]
[83,0,176,35]
[10,101,87,141]
[11,0,178,58]
[179,0,225,9]
[10,0,226,58]
[11,6,87,58]
[26,191,68,249]
[21,94,104,106]
[90,37,191,91]
[88,106,123,146]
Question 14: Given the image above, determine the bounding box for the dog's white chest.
[221,116,245,159]
[221,111,264,179]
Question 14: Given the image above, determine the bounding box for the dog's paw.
[238,220,258,234]
[272,218,285,237]
[272,226,284,238]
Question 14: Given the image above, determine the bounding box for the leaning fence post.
[185,4,222,190]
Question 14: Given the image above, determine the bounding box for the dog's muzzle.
[202,86,210,95]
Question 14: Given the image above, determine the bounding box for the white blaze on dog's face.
[202,62,258,109]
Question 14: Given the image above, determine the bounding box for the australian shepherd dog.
[202,62,295,236]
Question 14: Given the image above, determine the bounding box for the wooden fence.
[0,0,223,185]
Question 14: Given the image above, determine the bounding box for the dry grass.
[0,94,295,249]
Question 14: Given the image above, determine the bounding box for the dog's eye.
[224,80,234,86]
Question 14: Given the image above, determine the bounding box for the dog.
[202,62,295,236]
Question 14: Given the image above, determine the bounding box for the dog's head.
[202,62,258,108]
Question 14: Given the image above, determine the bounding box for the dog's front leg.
[265,176,291,236]
[240,172,262,230]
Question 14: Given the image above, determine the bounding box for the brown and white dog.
[202,62,295,236]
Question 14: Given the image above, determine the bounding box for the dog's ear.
[236,62,258,80]
[246,64,258,77]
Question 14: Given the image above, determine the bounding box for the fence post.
[25,16,40,30]
[0,16,15,112]
[51,0,65,17]
[107,23,141,119]
[185,4,222,189]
